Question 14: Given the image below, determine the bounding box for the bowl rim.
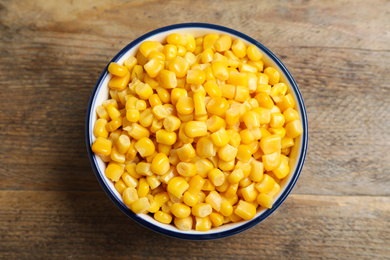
[86,22,308,240]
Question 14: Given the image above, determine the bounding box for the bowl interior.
[87,24,307,239]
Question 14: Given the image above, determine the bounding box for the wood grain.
[1,191,389,259]
[0,0,389,259]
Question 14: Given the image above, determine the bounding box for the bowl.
[86,23,308,240]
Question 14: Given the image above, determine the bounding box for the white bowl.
[86,23,308,240]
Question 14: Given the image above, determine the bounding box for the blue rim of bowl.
[86,23,308,240]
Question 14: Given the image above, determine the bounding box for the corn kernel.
[186,69,205,85]
[235,200,256,220]
[168,56,190,78]
[108,72,130,91]
[135,137,155,157]
[208,168,225,187]
[192,203,213,218]
[163,44,177,61]
[176,96,194,115]
[206,115,226,132]
[184,121,207,138]
[91,137,112,156]
[220,200,233,217]
[270,113,285,128]
[214,34,232,52]
[264,67,280,85]
[236,144,252,163]
[167,177,189,198]
[193,92,207,118]
[206,97,229,116]
[124,56,138,71]
[154,210,172,224]
[123,186,139,206]
[285,119,303,138]
[231,39,247,58]
[257,194,273,209]
[105,161,124,182]
[176,143,196,162]
[247,45,262,61]
[249,160,263,182]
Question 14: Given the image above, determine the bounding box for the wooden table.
[1,0,389,259]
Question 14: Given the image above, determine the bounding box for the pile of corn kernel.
[91,33,303,231]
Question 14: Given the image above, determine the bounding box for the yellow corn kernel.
[162,44,177,61]
[227,168,243,184]
[108,62,129,77]
[173,216,192,231]
[126,108,140,123]
[273,159,290,179]
[235,200,256,220]
[255,92,274,109]
[193,216,211,231]
[220,84,236,99]
[201,178,215,191]
[123,56,137,71]
[167,177,189,198]
[185,175,204,195]
[107,129,122,145]
[270,83,287,102]
[243,110,260,129]
[206,97,229,116]
[175,162,196,177]
[208,212,223,227]
[154,191,170,206]
[183,34,196,51]
[240,183,258,202]
[166,33,187,46]
[91,137,112,156]
[168,56,190,78]
[186,69,205,85]
[181,192,197,207]
[178,123,194,144]
[201,48,214,63]
[196,137,216,158]
[125,96,138,110]
[144,58,163,78]
[246,44,262,61]
[217,144,238,162]
[114,179,127,194]
[235,144,251,163]
[151,105,168,120]
[276,93,295,112]
[202,34,218,50]
[206,168,224,187]
[146,175,161,190]
[148,50,165,62]
[227,70,248,86]
[109,146,125,163]
[231,39,247,58]
[217,160,234,174]
[96,105,109,121]
[223,129,239,148]
[170,203,191,219]
[235,85,249,102]
[239,129,254,144]
[225,181,239,198]
[209,127,229,147]
[193,92,207,118]
[158,69,177,89]
[203,81,220,99]
[136,161,153,177]
[184,121,207,138]
[93,119,109,138]
[260,134,282,155]
[202,66,215,82]
[135,137,155,157]
[125,123,149,140]
[192,159,212,179]
[155,129,177,146]
[139,41,158,58]
[176,96,194,115]
[248,160,263,182]
[148,94,162,108]
[105,161,124,182]
[130,65,144,81]
[257,83,271,95]
[257,194,273,209]
[269,127,286,139]
[137,177,150,198]
[255,174,276,195]
[135,100,147,111]
[204,191,222,212]
[103,99,119,109]
[162,115,180,132]
[191,203,212,218]
[149,152,169,176]
[161,200,174,214]
[268,182,281,197]
[270,113,285,129]
[147,194,160,213]
[264,67,280,85]
[108,72,130,91]
[238,63,257,74]
[286,119,303,138]
[252,107,271,125]
[153,210,172,224]
[263,150,281,171]
[106,103,121,120]
[122,172,138,188]
[220,200,233,217]
[122,187,139,207]
[283,108,299,123]
[213,34,231,52]
[281,137,294,150]
[211,61,228,81]
[134,82,153,100]
[175,144,194,163]
[170,89,187,107]
[206,115,226,132]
